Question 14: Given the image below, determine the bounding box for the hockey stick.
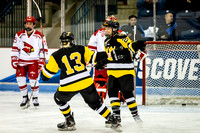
[24,0,46,109]
[24,67,42,109]
[33,0,46,62]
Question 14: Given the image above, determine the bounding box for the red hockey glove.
[38,58,45,68]
[11,56,19,69]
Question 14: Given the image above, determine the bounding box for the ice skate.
[105,115,121,128]
[32,97,39,107]
[20,95,30,109]
[107,115,122,132]
[57,114,76,131]
[134,114,143,128]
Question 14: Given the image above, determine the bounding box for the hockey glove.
[38,58,45,68]
[95,59,108,70]
[111,47,130,61]
[95,61,105,70]
[133,40,146,52]
[11,56,19,69]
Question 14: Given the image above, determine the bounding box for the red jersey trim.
[88,45,97,50]
[19,59,38,63]
[94,28,105,36]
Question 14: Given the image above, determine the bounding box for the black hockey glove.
[95,62,105,70]
[95,59,108,70]
[133,40,146,52]
[111,47,130,61]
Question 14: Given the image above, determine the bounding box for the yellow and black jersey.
[42,45,95,92]
[104,33,136,78]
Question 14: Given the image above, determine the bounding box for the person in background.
[11,16,48,109]
[120,15,145,41]
[157,12,179,41]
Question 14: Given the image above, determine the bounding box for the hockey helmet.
[24,16,36,24]
[59,32,75,47]
[103,15,119,29]
[103,15,119,37]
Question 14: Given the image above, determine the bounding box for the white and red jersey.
[88,28,126,52]
[11,29,48,66]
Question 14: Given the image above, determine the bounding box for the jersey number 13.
[62,52,85,75]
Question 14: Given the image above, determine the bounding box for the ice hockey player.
[95,16,145,128]
[88,15,126,103]
[41,32,121,132]
[11,16,48,109]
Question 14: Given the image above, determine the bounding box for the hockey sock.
[58,102,72,118]
[96,103,111,120]
[30,79,39,97]
[17,77,28,97]
[110,97,121,117]
[125,97,138,117]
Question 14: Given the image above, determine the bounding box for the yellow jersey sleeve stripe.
[111,102,121,107]
[46,55,59,73]
[102,109,111,118]
[128,102,137,108]
[84,47,94,63]
[61,108,71,115]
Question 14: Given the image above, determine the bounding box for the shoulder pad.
[34,30,42,37]
[17,29,26,37]
[116,33,127,38]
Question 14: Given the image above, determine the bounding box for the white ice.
[0,91,200,133]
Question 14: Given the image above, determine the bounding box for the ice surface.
[0,91,200,133]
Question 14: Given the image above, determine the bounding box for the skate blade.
[136,122,143,128]
[111,124,122,132]
[105,123,111,128]
[58,126,76,131]
[21,103,30,110]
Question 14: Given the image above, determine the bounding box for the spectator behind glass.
[157,12,179,41]
[119,15,145,41]
[136,0,167,17]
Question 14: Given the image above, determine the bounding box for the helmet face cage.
[59,32,75,46]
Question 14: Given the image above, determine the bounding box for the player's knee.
[88,99,102,110]
[16,77,26,86]
[54,92,65,106]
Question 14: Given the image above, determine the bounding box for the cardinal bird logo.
[22,42,34,55]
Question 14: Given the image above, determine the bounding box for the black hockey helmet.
[103,15,119,29]
[103,15,119,37]
[59,32,75,47]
